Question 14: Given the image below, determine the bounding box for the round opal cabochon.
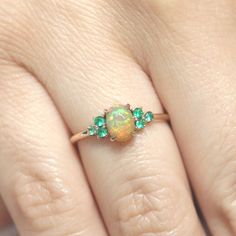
[106,105,135,142]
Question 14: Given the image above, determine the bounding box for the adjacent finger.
[146,1,236,235]
[0,61,107,236]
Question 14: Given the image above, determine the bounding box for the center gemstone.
[106,105,135,142]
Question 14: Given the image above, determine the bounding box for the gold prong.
[110,136,116,142]
[126,104,131,109]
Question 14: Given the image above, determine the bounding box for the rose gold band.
[70,113,169,144]
[71,131,90,143]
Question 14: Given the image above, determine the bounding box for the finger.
[145,1,236,235]
[0,61,107,236]
[0,196,12,228]
[6,2,206,234]
[36,53,204,235]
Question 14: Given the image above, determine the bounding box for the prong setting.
[110,136,116,142]
[126,104,131,109]
[87,105,155,142]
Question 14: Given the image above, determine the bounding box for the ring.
[70,104,169,143]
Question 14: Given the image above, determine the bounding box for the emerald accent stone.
[88,126,96,136]
[135,119,145,129]
[133,107,144,119]
[97,127,108,138]
[144,111,154,123]
[94,116,105,127]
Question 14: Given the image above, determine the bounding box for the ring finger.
[24,26,205,236]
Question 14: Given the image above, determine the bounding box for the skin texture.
[0,0,235,235]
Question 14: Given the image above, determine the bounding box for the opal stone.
[106,105,135,142]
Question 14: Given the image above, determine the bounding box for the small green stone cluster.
[132,107,154,129]
[88,116,108,138]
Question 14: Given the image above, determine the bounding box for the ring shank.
[70,131,90,143]
[70,113,169,144]
[153,113,169,122]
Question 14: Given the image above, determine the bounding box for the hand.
[0,1,235,235]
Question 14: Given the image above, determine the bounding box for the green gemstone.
[135,119,145,129]
[133,107,144,119]
[88,126,96,136]
[94,116,105,127]
[97,127,108,138]
[144,111,154,123]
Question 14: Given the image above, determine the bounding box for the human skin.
[0,0,235,235]
[0,197,11,228]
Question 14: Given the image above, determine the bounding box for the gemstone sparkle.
[94,116,105,127]
[144,111,154,123]
[88,126,96,136]
[135,119,145,129]
[106,105,135,142]
[132,107,144,119]
[97,127,108,138]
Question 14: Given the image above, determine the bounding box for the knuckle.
[112,174,187,236]
[13,161,78,233]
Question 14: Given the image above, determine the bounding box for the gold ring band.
[70,104,169,144]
